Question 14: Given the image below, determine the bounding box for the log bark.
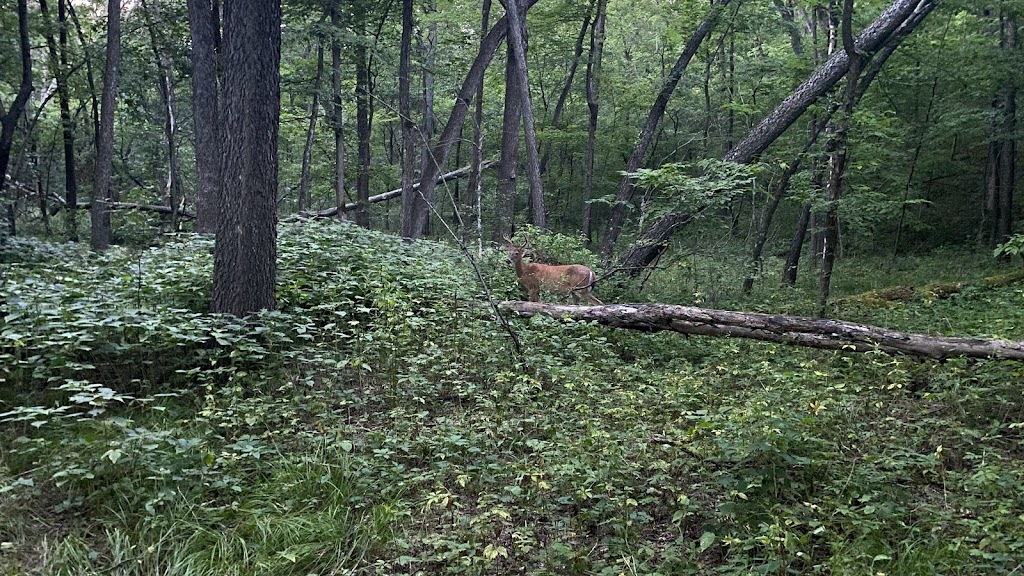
[500,301,1024,361]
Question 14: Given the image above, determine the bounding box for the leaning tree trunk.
[91,0,121,252]
[210,0,281,316]
[599,0,734,260]
[504,0,546,230]
[501,301,1024,361]
[619,0,939,275]
[186,0,221,233]
[407,0,539,240]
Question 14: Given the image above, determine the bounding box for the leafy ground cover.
[1,222,1023,575]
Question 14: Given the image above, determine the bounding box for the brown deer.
[504,236,603,305]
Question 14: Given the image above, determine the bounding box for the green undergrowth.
[1,222,1022,575]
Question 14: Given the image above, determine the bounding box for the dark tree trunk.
[504,0,546,230]
[0,0,34,237]
[398,0,415,235]
[354,39,372,228]
[582,0,607,245]
[210,0,281,315]
[66,2,100,156]
[91,0,121,251]
[186,0,221,233]
[408,0,538,240]
[418,10,438,196]
[330,0,347,217]
[494,32,523,244]
[816,0,862,318]
[599,0,734,260]
[39,0,77,239]
[299,26,325,213]
[782,201,812,285]
[501,302,1024,362]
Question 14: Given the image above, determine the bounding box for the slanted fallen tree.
[500,301,1024,361]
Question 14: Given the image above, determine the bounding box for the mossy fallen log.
[500,301,1024,361]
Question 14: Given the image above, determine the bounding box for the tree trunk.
[91,0,121,251]
[299,31,324,213]
[39,0,77,239]
[210,0,280,315]
[398,0,415,235]
[494,19,524,244]
[504,0,546,230]
[66,2,100,156]
[418,7,438,215]
[354,39,372,228]
[783,201,812,285]
[0,0,34,237]
[467,0,491,251]
[186,0,221,233]
[408,0,539,240]
[330,0,347,217]
[501,301,1024,361]
[142,0,183,232]
[582,0,607,245]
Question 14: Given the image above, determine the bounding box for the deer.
[504,236,603,305]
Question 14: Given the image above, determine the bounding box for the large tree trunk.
[619,0,939,275]
[91,0,121,251]
[501,301,1024,361]
[494,18,525,244]
[408,0,539,240]
[186,0,220,233]
[504,0,546,230]
[599,0,735,260]
[582,0,607,245]
[210,0,280,315]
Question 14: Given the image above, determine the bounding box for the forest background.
[1,0,1024,574]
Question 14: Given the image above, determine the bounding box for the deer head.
[503,236,602,305]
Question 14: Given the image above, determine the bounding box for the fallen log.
[75,201,195,219]
[293,160,498,220]
[500,301,1024,361]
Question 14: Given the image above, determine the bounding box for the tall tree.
[186,0,222,233]
[299,34,324,213]
[505,0,546,230]
[466,0,492,250]
[0,0,34,239]
[142,0,184,231]
[329,0,347,217]
[210,0,281,315]
[599,0,735,260]
[91,0,121,251]
[398,0,415,234]
[581,0,606,244]
[353,1,373,228]
[38,0,77,239]
[986,9,1017,249]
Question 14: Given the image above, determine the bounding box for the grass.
[2,222,1023,575]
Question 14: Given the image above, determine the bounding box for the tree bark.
[504,0,546,230]
[330,0,347,217]
[417,6,438,233]
[467,0,492,250]
[210,0,280,315]
[598,0,735,260]
[408,0,539,240]
[38,0,77,239]
[0,0,34,234]
[299,29,324,213]
[494,26,524,244]
[186,0,221,233]
[398,0,415,235]
[582,0,607,245]
[353,3,372,228]
[91,0,121,251]
[500,301,1024,361]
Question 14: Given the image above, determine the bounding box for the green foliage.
[2,225,1023,575]
[993,234,1024,264]
[627,159,757,223]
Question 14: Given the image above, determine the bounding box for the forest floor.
[2,222,1023,575]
